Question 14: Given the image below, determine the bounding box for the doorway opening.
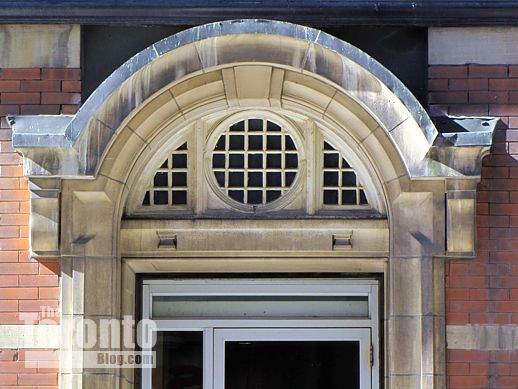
[141,279,379,389]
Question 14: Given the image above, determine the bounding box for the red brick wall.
[430,64,518,389]
[0,67,80,388]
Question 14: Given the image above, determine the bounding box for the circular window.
[211,118,299,207]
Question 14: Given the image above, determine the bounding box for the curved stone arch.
[15,20,441,180]
[103,65,404,218]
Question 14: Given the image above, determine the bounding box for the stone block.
[446,191,476,256]
[0,25,80,68]
[84,257,116,316]
[100,126,146,185]
[389,257,423,316]
[389,316,421,375]
[361,126,407,186]
[29,179,60,255]
[429,27,518,65]
[234,65,272,107]
[391,192,435,257]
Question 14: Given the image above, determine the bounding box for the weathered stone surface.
[446,191,476,256]
[0,325,60,348]
[447,324,518,350]
[28,178,60,255]
[430,27,518,65]
[11,20,453,179]
[0,24,80,68]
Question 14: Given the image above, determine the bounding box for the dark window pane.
[229,190,244,202]
[285,136,296,150]
[225,341,359,389]
[229,154,245,168]
[176,142,188,151]
[142,191,150,206]
[154,191,168,205]
[154,172,168,187]
[342,158,351,168]
[342,190,357,205]
[342,172,357,186]
[248,154,263,169]
[172,172,187,187]
[213,154,225,168]
[266,154,281,168]
[324,190,339,205]
[324,141,334,150]
[248,172,263,187]
[230,120,245,132]
[324,153,339,168]
[267,121,281,131]
[172,154,187,168]
[160,159,168,168]
[285,172,296,186]
[267,172,282,186]
[215,136,226,151]
[267,135,282,150]
[266,190,282,202]
[247,190,263,204]
[215,172,225,187]
[152,331,202,389]
[324,172,339,187]
[229,172,244,187]
[248,135,263,150]
[359,190,368,205]
[229,135,244,150]
[172,191,187,205]
[248,119,263,131]
[285,153,298,168]
[210,119,299,206]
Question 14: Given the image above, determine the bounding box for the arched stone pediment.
[11,19,489,181]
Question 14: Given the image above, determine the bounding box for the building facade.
[0,2,518,389]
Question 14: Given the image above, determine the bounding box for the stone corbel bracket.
[28,178,61,256]
[431,116,500,258]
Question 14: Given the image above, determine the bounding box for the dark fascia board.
[1,2,518,26]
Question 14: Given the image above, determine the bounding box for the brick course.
[431,64,518,388]
[0,67,80,387]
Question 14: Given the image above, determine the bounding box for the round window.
[211,118,299,207]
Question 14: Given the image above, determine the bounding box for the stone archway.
[10,20,491,389]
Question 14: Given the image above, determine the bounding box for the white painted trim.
[213,328,372,389]
[0,325,60,348]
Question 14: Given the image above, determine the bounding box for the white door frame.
[141,278,379,389]
[213,327,372,389]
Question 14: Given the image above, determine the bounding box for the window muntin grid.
[322,141,368,206]
[142,142,188,207]
[211,119,299,206]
